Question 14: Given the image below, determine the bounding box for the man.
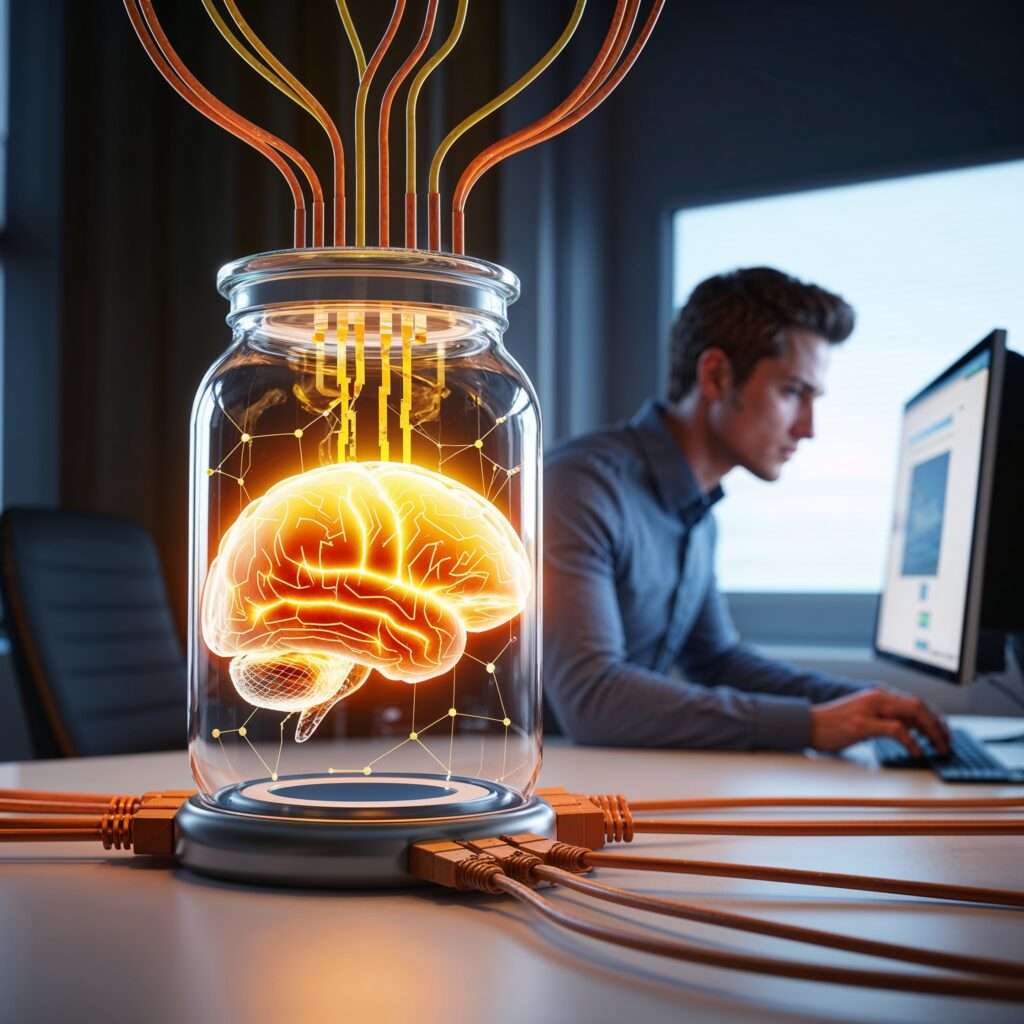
[543,267,948,755]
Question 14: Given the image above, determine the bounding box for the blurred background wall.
[1,1,1022,753]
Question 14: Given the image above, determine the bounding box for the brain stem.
[295,663,372,742]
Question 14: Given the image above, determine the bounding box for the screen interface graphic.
[900,452,951,577]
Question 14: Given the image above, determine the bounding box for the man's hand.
[810,687,949,756]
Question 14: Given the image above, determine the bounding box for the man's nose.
[794,399,815,440]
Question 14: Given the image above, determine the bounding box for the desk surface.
[2,717,1023,1024]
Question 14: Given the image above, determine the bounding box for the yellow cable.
[201,0,308,114]
[401,313,413,463]
[355,79,370,246]
[350,312,365,460]
[336,0,367,79]
[222,0,332,138]
[428,0,586,194]
[354,313,366,396]
[379,307,392,460]
[313,308,330,396]
[405,0,469,194]
[337,313,350,462]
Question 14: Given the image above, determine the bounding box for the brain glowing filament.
[202,462,531,741]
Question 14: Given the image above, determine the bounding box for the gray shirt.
[543,400,863,750]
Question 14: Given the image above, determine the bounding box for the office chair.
[0,508,185,757]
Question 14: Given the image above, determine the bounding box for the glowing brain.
[201,462,531,740]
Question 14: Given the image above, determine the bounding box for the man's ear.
[696,347,734,401]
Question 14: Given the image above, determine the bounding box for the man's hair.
[668,267,855,401]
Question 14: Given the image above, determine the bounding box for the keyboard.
[872,726,1024,783]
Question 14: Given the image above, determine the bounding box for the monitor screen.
[875,336,1003,679]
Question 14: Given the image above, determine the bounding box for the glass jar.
[187,249,543,831]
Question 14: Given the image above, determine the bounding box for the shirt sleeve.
[543,458,843,751]
[676,563,867,747]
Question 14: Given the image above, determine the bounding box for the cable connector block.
[408,840,484,888]
[408,838,545,891]
[458,838,545,886]
[132,792,194,857]
[537,787,606,848]
[502,833,592,873]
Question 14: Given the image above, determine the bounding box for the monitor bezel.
[873,329,1007,684]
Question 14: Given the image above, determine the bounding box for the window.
[673,160,1024,593]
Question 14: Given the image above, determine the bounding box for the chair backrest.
[0,508,185,757]
[0,639,35,761]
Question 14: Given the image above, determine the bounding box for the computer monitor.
[875,330,1017,683]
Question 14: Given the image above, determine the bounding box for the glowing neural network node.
[202,460,532,743]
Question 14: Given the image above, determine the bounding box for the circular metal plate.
[175,785,555,889]
[220,771,517,820]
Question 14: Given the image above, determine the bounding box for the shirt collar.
[629,400,725,526]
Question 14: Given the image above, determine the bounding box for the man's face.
[709,329,831,481]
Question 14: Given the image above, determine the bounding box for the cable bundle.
[0,787,192,854]
[586,790,1024,841]
[123,0,665,254]
[409,834,1024,1004]
[6,783,1024,1001]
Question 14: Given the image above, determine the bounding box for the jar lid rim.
[217,247,520,303]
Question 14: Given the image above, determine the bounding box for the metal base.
[175,772,555,888]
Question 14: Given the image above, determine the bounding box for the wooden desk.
[2,717,1022,1024]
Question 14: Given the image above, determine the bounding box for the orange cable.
[452,0,629,205]
[491,875,1024,1002]
[587,793,1024,842]
[425,0,588,251]
[534,864,1024,979]
[0,816,102,828]
[377,0,439,246]
[450,0,630,252]
[625,817,1024,837]
[126,0,321,248]
[457,0,663,250]
[451,0,651,253]
[0,829,100,842]
[221,0,345,245]
[625,795,1024,812]
[0,788,191,818]
[0,797,142,814]
[0,799,111,814]
[0,814,133,849]
[354,0,406,246]
[578,848,1024,908]
[0,787,121,804]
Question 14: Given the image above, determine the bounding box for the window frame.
[1,0,63,512]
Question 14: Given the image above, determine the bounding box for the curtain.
[60,0,501,635]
